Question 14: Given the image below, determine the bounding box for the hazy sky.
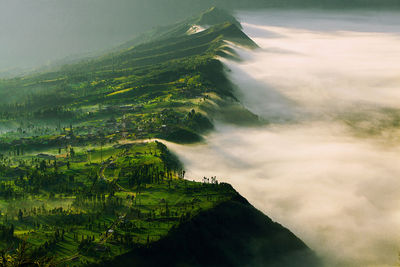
[1,0,398,74]
[0,0,204,72]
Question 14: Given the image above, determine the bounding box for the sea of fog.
[167,10,400,267]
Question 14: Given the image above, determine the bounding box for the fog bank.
[168,10,400,267]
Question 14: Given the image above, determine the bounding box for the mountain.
[101,193,320,267]
[0,7,258,150]
[2,0,397,77]
[0,7,319,266]
[116,7,243,50]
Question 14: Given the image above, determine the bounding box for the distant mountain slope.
[101,192,320,267]
[2,0,398,77]
[116,7,243,50]
[0,7,258,149]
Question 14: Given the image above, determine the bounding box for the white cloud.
[168,10,400,267]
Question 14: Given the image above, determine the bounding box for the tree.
[18,209,23,221]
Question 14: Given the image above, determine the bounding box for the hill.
[102,193,320,267]
[0,7,258,150]
[0,7,319,266]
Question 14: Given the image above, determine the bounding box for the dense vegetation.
[103,194,320,267]
[0,8,257,150]
[0,7,318,266]
[0,139,240,266]
[0,7,256,266]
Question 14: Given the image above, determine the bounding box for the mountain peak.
[196,6,242,29]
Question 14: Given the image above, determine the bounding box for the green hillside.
[102,194,320,267]
[0,7,257,150]
[0,7,318,267]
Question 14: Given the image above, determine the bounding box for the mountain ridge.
[0,7,321,266]
[99,191,320,267]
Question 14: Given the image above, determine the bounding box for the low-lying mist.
[168,10,400,267]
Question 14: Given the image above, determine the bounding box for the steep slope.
[0,7,258,151]
[116,7,243,50]
[0,7,321,267]
[101,193,320,267]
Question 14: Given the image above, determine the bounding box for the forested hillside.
[0,7,320,266]
[0,8,258,150]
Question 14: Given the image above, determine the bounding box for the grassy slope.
[0,140,239,266]
[0,8,258,151]
[0,7,319,267]
[102,194,320,267]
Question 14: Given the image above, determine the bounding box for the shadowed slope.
[102,192,320,267]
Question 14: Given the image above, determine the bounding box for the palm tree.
[0,240,54,267]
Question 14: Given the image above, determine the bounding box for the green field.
[0,139,236,266]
